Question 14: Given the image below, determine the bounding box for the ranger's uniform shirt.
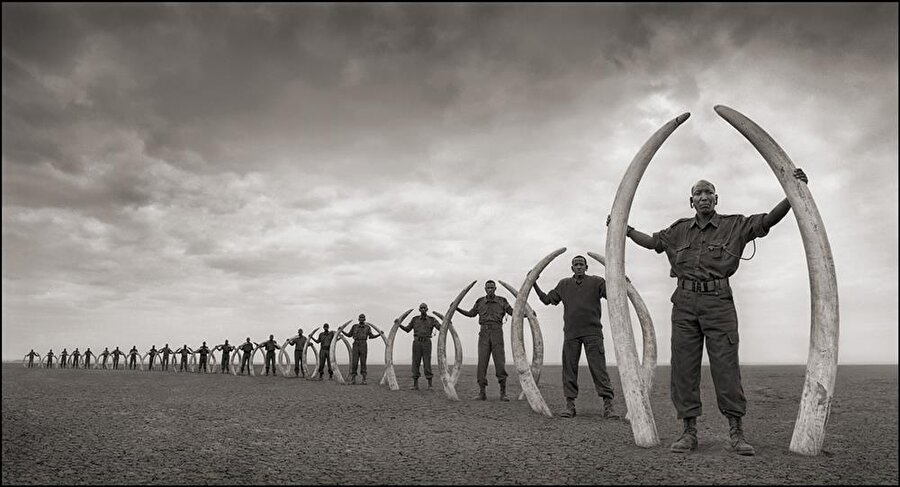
[259,340,279,353]
[289,336,307,353]
[238,343,254,355]
[349,323,377,341]
[318,331,335,348]
[408,315,441,338]
[197,346,210,357]
[651,212,770,282]
[467,296,513,327]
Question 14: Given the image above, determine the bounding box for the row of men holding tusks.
[22,168,809,458]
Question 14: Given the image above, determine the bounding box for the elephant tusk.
[383,309,414,390]
[607,111,689,447]
[715,104,839,456]
[509,248,566,417]
[438,281,476,401]
[498,280,545,403]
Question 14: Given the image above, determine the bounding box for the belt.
[414,336,432,342]
[479,323,503,330]
[678,277,730,293]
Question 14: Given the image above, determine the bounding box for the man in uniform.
[127,346,139,370]
[398,303,441,390]
[456,280,514,401]
[175,344,193,371]
[342,314,383,385]
[237,338,256,375]
[287,328,308,378]
[617,168,808,456]
[146,345,159,371]
[26,349,39,368]
[99,347,111,369]
[60,348,68,368]
[256,335,281,376]
[311,324,335,380]
[159,344,174,371]
[111,347,125,370]
[533,255,618,419]
[71,348,81,368]
[196,342,211,373]
[214,340,235,374]
[83,348,94,369]
[45,349,56,368]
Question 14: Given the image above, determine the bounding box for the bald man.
[616,168,807,456]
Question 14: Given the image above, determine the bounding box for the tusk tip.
[675,112,691,124]
[713,105,732,116]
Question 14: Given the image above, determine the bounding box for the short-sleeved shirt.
[160,347,172,357]
[469,296,514,326]
[220,345,234,357]
[408,315,441,338]
[260,340,279,353]
[289,336,307,352]
[318,331,335,348]
[238,343,254,354]
[128,348,138,356]
[547,275,607,339]
[148,349,157,357]
[349,323,376,341]
[197,346,210,357]
[651,212,770,281]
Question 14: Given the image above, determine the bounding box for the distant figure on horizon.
[256,335,281,376]
[71,348,81,368]
[456,280,514,401]
[214,340,235,374]
[614,168,808,456]
[311,324,335,380]
[397,303,441,390]
[175,344,192,371]
[287,328,308,378]
[196,342,211,373]
[237,338,257,375]
[128,346,139,370]
[160,344,173,371]
[146,346,159,371]
[45,349,55,368]
[59,348,69,369]
[342,314,383,385]
[111,347,125,370]
[533,255,618,419]
[26,349,39,368]
[99,347,111,369]
[83,348,94,369]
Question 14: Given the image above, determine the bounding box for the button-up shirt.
[405,315,441,338]
[465,295,514,326]
[289,335,307,351]
[318,331,335,348]
[651,212,770,281]
[349,323,377,341]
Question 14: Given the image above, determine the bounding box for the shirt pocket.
[673,243,693,265]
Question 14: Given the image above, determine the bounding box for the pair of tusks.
[304,328,322,379]
[189,353,216,373]
[437,282,473,401]
[383,309,462,391]
[606,106,838,455]
[498,280,544,402]
[22,355,42,368]
[231,349,256,376]
[278,336,320,378]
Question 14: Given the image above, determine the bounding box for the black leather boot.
[670,417,698,453]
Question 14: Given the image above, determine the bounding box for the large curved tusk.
[137,353,146,372]
[278,340,293,377]
[329,320,354,385]
[230,350,240,376]
[383,309,413,390]
[510,248,566,417]
[303,328,320,379]
[207,354,217,374]
[499,280,545,403]
[715,105,839,456]
[608,111,689,447]
[431,311,463,387]
[438,281,476,401]
[587,252,657,397]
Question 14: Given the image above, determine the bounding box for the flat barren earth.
[2,363,897,484]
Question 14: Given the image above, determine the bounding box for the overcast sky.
[3,3,897,366]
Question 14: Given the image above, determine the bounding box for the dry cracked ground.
[2,363,897,484]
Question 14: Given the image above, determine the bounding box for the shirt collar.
[691,212,720,229]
